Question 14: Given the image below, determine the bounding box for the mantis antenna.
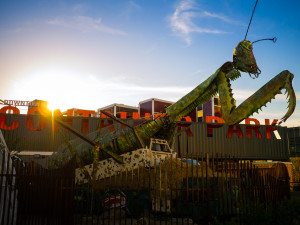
[244,0,259,40]
[252,37,277,44]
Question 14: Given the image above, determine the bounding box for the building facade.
[197,95,222,122]
[97,103,138,119]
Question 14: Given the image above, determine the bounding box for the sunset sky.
[0,0,299,127]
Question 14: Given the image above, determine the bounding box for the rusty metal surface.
[176,122,289,160]
[1,115,289,160]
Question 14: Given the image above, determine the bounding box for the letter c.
[0,106,20,130]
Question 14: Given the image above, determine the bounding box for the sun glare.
[9,66,87,113]
[47,101,57,113]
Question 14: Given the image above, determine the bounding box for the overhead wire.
[244,0,259,40]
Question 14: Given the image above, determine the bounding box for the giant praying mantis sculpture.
[94,39,296,163]
[54,1,295,164]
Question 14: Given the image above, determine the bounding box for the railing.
[0,151,291,225]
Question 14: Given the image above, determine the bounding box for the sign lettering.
[0,106,280,140]
[206,116,281,139]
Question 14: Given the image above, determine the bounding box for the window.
[197,110,203,118]
[214,97,220,106]
[197,110,203,122]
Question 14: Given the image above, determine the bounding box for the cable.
[244,0,259,40]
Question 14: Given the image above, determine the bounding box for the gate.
[0,152,76,225]
[16,158,75,225]
[0,152,291,225]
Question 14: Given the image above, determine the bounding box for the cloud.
[281,119,300,128]
[87,74,192,97]
[9,69,195,111]
[249,111,300,127]
[232,89,300,102]
[169,0,240,45]
[48,16,127,35]
[86,77,300,106]
[201,11,244,26]
[255,110,300,119]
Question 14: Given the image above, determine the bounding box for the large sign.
[0,105,280,139]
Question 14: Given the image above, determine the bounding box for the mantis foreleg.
[217,69,296,125]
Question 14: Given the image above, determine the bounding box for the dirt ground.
[291,190,300,200]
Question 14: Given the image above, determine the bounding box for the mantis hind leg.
[217,70,296,125]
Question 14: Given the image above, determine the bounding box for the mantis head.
[233,40,261,79]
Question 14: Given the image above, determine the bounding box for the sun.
[47,101,57,113]
[8,66,86,113]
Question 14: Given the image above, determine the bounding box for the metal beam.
[54,117,95,146]
[54,117,123,163]
[100,110,145,148]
